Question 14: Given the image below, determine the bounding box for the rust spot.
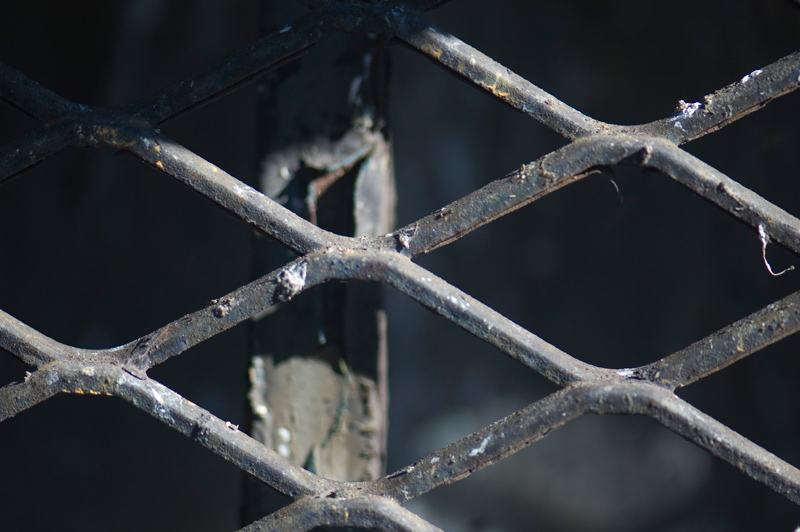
[481,73,509,98]
[156,161,164,170]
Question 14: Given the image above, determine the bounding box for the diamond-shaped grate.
[1,1,800,530]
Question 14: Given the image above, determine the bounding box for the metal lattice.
[2,1,800,530]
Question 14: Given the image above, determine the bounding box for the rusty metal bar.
[392,13,605,140]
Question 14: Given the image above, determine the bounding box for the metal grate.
[2,1,800,530]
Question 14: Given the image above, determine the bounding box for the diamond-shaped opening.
[409,159,800,370]
[404,414,723,532]
[385,281,558,471]
[0,394,270,532]
[0,147,253,349]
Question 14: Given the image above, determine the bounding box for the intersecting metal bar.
[2,1,800,529]
[240,496,444,532]
[364,251,611,385]
[358,380,800,505]
[597,383,800,504]
[647,139,800,255]
[634,289,800,388]
[631,50,800,144]
[395,134,800,259]
[1,362,332,497]
[392,14,800,145]
[127,132,353,254]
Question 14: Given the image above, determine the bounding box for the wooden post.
[243,2,394,521]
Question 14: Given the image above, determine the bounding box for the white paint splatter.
[741,69,762,83]
[469,434,492,456]
[277,261,308,300]
[677,99,701,117]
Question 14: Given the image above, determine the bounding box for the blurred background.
[1,1,800,530]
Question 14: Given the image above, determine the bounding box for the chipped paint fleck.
[677,99,702,117]
[741,69,762,83]
[469,434,492,456]
[276,261,307,301]
[152,388,165,404]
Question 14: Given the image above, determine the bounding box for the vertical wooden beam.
[244,1,394,522]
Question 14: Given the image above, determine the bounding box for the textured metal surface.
[1,1,799,530]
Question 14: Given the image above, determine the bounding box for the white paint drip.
[759,224,794,276]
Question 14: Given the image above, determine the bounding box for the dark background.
[1,1,800,531]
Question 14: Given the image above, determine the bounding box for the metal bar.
[590,382,800,504]
[239,496,444,532]
[0,121,75,184]
[13,362,334,497]
[1,0,800,527]
[127,10,329,125]
[0,60,80,121]
[631,50,800,144]
[362,251,611,385]
[362,381,800,505]
[632,289,800,388]
[126,131,351,254]
[393,134,800,259]
[647,138,800,255]
[392,13,604,140]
